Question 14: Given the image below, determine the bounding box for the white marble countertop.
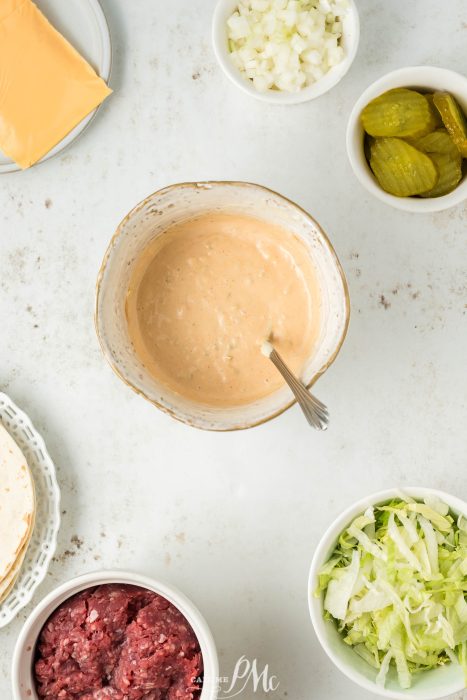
[1,0,467,698]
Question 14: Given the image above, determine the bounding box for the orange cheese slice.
[0,0,112,169]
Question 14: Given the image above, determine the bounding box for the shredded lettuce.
[316,497,467,689]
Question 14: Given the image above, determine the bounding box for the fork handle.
[268,349,329,431]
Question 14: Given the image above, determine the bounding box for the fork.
[261,341,329,430]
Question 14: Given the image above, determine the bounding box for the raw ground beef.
[34,584,203,700]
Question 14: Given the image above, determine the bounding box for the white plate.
[0,393,61,628]
[0,0,111,174]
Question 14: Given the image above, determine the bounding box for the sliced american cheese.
[0,0,112,169]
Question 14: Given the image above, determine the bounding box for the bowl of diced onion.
[212,0,360,104]
[308,487,467,699]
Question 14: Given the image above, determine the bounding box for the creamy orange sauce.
[125,213,321,407]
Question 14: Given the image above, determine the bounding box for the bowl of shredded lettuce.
[309,488,467,699]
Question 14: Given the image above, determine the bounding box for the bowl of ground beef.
[12,570,219,700]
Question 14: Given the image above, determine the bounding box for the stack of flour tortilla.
[0,424,35,604]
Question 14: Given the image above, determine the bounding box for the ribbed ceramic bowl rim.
[308,487,467,699]
[95,181,350,431]
[12,569,219,700]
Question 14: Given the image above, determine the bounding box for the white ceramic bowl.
[12,570,219,700]
[95,181,350,431]
[347,66,467,212]
[308,487,467,699]
[212,0,360,105]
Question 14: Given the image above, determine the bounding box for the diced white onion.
[227,0,348,93]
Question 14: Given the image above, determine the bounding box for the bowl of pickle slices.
[347,66,467,212]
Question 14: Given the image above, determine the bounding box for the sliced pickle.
[433,92,467,157]
[425,94,444,128]
[420,153,462,198]
[362,88,438,139]
[412,128,460,158]
[364,133,374,162]
[370,138,439,197]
